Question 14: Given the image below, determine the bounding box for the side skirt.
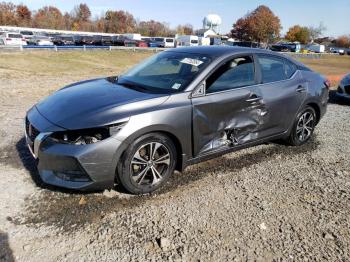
[184,131,288,168]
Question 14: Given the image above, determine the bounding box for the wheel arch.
[306,102,321,125]
[113,126,187,180]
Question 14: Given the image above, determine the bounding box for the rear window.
[166,38,174,43]
[285,59,297,78]
[8,34,22,38]
[258,55,298,83]
[154,38,164,42]
[258,55,286,83]
[191,40,198,44]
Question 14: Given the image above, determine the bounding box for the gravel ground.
[0,74,350,261]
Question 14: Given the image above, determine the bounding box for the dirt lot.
[0,50,350,261]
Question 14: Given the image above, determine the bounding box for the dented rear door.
[191,86,265,157]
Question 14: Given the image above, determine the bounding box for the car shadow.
[328,90,350,105]
[0,231,14,262]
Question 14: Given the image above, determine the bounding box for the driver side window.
[206,56,255,94]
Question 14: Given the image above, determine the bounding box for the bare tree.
[308,22,326,42]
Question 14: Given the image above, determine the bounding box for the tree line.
[0,2,194,37]
[1,2,349,46]
[231,5,349,47]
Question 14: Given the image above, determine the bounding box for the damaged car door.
[253,54,308,138]
[191,55,265,156]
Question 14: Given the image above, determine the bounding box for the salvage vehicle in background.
[102,36,113,46]
[25,46,329,194]
[112,35,147,47]
[270,42,300,52]
[52,35,75,46]
[0,32,27,46]
[27,36,54,46]
[336,73,350,100]
[20,30,34,42]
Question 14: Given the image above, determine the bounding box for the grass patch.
[0,50,349,87]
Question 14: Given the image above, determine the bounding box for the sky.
[10,0,350,37]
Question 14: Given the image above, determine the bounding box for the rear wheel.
[117,133,177,194]
[287,106,316,146]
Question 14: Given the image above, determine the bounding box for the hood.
[36,77,169,130]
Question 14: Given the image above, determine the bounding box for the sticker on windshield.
[171,83,182,90]
[180,58,204,67]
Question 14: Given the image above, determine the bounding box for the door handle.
[246,94,262,103]
[296,85,306,92]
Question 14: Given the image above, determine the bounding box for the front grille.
[344,85,350,94]
[25,118,40,141]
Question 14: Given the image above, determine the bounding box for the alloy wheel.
[296,111,315,142]
[130,142,171,186]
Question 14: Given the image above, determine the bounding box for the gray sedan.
[25,46,329,194]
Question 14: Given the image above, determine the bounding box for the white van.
[0,32,27,46]
[164,38,175,48]
[176,35,199,47]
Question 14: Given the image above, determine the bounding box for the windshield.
[118,51,211,93]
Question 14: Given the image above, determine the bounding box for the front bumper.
[25,107,122,191]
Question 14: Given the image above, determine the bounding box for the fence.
[0,45,345,58]
[0,45,167,52]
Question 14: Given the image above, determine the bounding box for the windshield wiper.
[117,79,149,92]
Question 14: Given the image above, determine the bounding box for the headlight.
[50,121,127,145]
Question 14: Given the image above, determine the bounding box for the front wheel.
[287,106,316,146]
[117,133,177,194]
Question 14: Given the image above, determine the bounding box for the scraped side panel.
[192,88,266,156]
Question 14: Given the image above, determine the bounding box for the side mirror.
[191,82,206,98]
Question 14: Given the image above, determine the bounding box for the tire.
[117,133,177,194]
[287,106,316,146]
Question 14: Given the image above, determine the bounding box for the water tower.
[203,14,222,34]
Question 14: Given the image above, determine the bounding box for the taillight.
[324,79,331,89]
[6,38,11,41]
[22,38,26,41]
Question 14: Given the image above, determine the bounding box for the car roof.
[167,45,283,58]
[166,45,306,67]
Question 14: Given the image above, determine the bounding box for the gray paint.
[25,46,328,190]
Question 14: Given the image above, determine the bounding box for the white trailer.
[307,44,325,53]
[123,33,142,41]
[176,35,199,47]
